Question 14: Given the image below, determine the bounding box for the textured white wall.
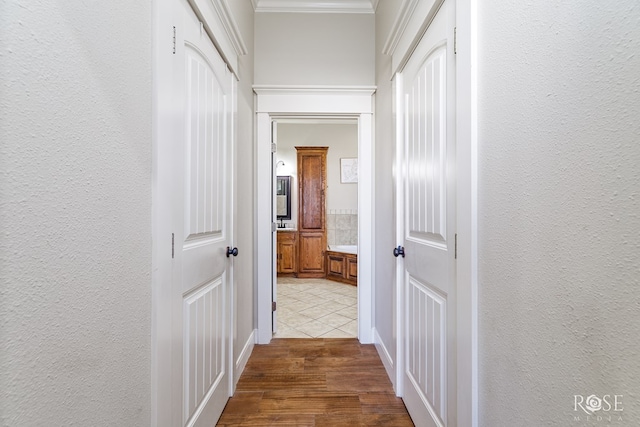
[0,2,152,425]
[478,1,640,424]
[254,12,375,86]
[276,123,358,228]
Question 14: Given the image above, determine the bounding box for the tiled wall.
[326,209,358,246]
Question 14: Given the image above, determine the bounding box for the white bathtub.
[328,245,357,255]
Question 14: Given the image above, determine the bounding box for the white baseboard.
[373,327,396,391]
[234,329,256,381]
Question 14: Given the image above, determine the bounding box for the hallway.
[217,339,413,426]
[4,0,638,425]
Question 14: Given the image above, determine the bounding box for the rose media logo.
[573,394,623,423]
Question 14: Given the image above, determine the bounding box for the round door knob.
[226,246,239,257]
[393,246,405,258]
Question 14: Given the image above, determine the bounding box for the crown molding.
[253,0,376,14]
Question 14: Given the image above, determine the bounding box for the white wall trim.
[152,1,179,424]
[254,86,376,116]
[357,112,374,344]
[255,112,273,344]
[373,328,395,392]
[254,85,376,344]
[188,0,248,76]
[393,73,405,398]
[455,0,478,424]
[234,329,256,384]
[254,84,377,94]
[253,0,376,14]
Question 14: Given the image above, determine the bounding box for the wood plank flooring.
[217,339,414,426]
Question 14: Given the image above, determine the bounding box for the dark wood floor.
[217,338,414,426]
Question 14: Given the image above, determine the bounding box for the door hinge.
[454,233,457,259]
[171,233,175,259]
[272,301,276,312]
[271,143,277,153]
[172,26,176,54]
[454,27,457,55]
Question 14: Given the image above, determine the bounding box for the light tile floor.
[274,277,358,338]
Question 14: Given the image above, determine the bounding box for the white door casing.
[397,1,457,426]
[254,86,375,344]
[271,120,278,334]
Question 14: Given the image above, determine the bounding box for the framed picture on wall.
[340,158,358,183]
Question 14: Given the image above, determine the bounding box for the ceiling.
[252,0,378,14]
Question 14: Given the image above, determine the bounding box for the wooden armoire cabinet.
[296,147,327,278]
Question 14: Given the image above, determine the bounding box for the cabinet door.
[347,256,358,283]
[279,240,297,274]
[298,232,325,277]
[297,147,327,232]
[327,253,345,280]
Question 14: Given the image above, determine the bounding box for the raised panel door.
[327,253,345,279]
[297,232,326,278]
[170,1,234,425]
[297,147,327,233]
[276,231,297,275]
[347,256,358,283]
[279,240,296,273]
[400,1,457,426]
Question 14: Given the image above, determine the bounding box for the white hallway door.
[399,0,457,426]
[170,0,235,425]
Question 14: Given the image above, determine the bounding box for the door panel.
[173,0,233,425]
[328,255,345,276]
[280,240,296,272]
[298,233,326,275]
[405,276,447,424]
[401,1,456,426]
[184,43,224,240]
[300,155,324,230]
[183,278,225,417]
[406,45,447,247]
[347,257,358,282]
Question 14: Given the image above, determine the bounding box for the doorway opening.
[254,85,375,345]
[274,120,359,338]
